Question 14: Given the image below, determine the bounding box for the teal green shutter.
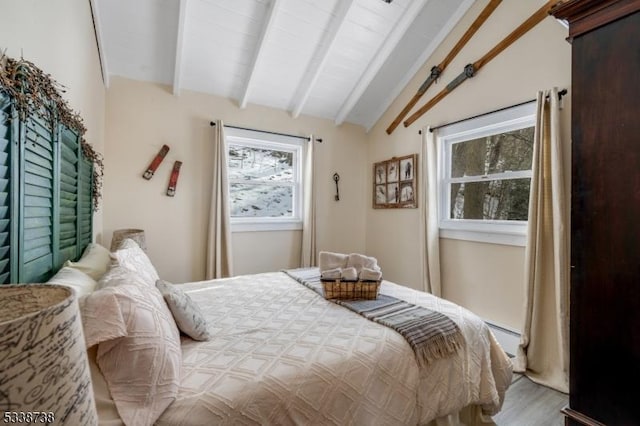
[77,152,93,253]
[0,96,16,284]
[58,126,79,265]
[19,112,55,283]
[0,95,93,284]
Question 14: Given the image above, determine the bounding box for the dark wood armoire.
[551,1,640,425]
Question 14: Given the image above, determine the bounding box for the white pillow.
[47,266,97,297]
[81,277,181,426]
[86,346,122,425]
[116,238,142,251]
[64,243,111,280]
[156,279,212,341]
[111,239,159,287]
[98,263,149,290]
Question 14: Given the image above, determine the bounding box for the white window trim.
[437,102,536,246]
[225,127,304,233]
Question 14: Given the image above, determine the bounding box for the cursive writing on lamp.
[0,284,97,424]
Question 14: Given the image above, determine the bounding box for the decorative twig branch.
[0,54,103,210]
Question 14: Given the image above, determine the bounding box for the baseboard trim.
[485,320,521,357]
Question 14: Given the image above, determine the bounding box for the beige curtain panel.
[300,135,317,268]
[205,120,233,279]
[514,88,569,393]
[421,127,442,297]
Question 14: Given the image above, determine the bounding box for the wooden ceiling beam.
[172,0,189,96]
[333,0,430,127]
[239,0,282,109]
[289,0,356,119]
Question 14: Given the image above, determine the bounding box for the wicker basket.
[320,279,381,300]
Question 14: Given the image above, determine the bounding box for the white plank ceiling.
[93,0,475,131]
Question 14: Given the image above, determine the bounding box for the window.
[438,102,535,246]
[226,127,304,232]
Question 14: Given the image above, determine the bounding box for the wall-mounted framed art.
[373,153,417,209]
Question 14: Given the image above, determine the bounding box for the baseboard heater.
[484,320,521,357]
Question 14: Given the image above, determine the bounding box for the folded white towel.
[359,268,382,281]
[319,251,349,273]
[321,268,342,280]
[341,267,358,281]
[346,253,379,272]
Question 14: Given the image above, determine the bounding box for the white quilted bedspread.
[155,271,512,426]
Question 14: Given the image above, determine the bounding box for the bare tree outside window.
[438,102,535,244]
[448,127,534,221]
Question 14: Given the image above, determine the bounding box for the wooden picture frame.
[373,154,417,209]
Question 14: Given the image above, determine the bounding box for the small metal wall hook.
[333,173,340,201]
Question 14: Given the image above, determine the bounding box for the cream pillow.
[97,263,149,290]
[83,271,182,426]
[86,346,124,426]
[156,279,212,341]
[111,239,159,287]
[79,288,128,348]
[64,243,111,280]
[47,266,97,297]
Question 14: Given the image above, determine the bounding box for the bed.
[68,242,512,425]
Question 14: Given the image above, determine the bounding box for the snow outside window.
[226,127,304,232]
[437,102,536,246]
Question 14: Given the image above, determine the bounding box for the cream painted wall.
[232,231,302,276]
[366,0,572,331]
[0,0,106,241]
[0,0,576,401]
[1,0,571,331]
[103,77,367,283]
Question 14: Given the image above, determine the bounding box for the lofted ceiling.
[92,0,475,131]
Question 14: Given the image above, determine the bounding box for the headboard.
[0,94,93,284]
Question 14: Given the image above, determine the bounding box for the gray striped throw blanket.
[284,268,464,368]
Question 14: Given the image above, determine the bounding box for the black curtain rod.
[425,88,567,134]
[210,121,322,143]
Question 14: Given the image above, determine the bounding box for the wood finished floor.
[492,374,569,425]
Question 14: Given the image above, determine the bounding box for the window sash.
[447,169,532,184]
[437,102,536,246]
[226,128,303,229]
[228,179,296,188]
